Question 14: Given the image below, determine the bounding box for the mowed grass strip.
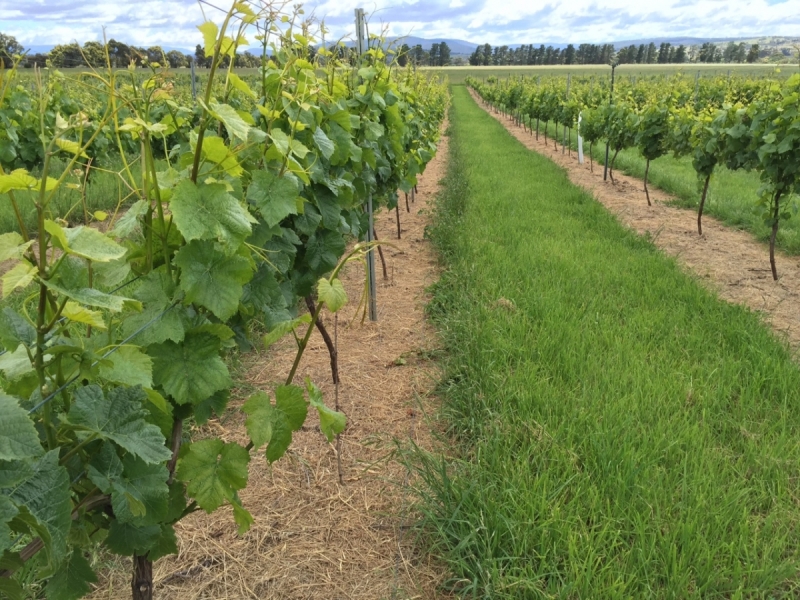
[417,86,800,598]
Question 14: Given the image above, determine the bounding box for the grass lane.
[417,85,800,598]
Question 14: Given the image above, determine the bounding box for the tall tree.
[0,33,24,65]
[747,43,760,63]
[397,43,410,67]
[564,44,576,65]
[439,41,451,66]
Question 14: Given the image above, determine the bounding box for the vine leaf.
[88,443,169,525]
[247,170,299,227]
[44,547,97,600]
[0,495,18,555]
[149,333,231,406]
[242,391,274,450]
[97,345,153,388]
[263,314,311,347]
[122,270,187,346]
[276,385,307,429]
[68,385,172,465]
[265,385,307,463]
[105,520,162,556]
[175,241,252,320]
[306,230,345,275]
[43,280,141,313]
[197,21,218,57]
[2,261,36,298]
[170,180,252,250]
[0,307,35,350]
[317,277,347,313]
[45,221,127,263]
[176,438,250,513]
[0,393,42,460]
[62,302,106,330]
[5,451,71,570]
[0,232,32,262]
[306,378,346,442]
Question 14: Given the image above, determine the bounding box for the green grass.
[415,85,800,598]
[427,63,792,85]
[1,156,149,235]
[514,112,800,254]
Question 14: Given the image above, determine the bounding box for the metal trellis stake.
[355,8,378,321]
[603,62,616,181]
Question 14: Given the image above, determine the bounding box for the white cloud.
[4,0,800,49]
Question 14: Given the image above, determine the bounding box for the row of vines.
[468,72,800,279]
[0,1,448,599]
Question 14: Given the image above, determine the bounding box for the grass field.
[416,85,800,598]
[425,63,792,85]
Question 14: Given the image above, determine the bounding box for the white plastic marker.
[577,112,584,165]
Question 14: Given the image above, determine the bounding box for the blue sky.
[3,0,800,50]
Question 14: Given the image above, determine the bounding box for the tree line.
[468,41,765,66]
[0,32,264,69]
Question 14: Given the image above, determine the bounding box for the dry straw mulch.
[89,128,451,600]
[472,89,800,350]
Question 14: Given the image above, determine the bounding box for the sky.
[3,0,800,51]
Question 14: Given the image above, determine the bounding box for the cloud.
[4,0,800,49]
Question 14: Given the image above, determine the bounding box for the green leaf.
[208,101,253,143]
[175,241,252,320]
[242,391,274,450]
[0,494,19,554]
[265,412,293,463]
[0,232,32,262]
[0,308,35,350]
[317,277,347,313]
[2,261,37,298]
[276,385,307,430]
[0,169,38,193]
[6,451,71,570]
[228,72,256,98]
[43,280,141,313]
[231,493,253,535]
[111,199,149,238]
[68,385,172,465]
[199,136,242,177]
[247,170,299,227]
[0,393,42,461]
[122,270,187,346]
[306,378,346,442]
[312,127,335,160]
[170,180,252,249]
[98,345,153,388]
[198,21,218,57]
[147,523,179,561]
[176,439,250,512]
[306,230,345,275]
[149,333,231,406]
[263,314,311,347]
[45,221,127,263]
[44,548,97,600]
[115,455,169,525]
[62,302,106,330]
[105,520,162,556]
[0,345,37,380]
[193,389,230,426]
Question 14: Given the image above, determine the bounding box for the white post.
[577,112,584,164]
[355,8,378,321]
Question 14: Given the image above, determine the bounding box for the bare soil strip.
[469,89,800,350]
[89,132,449,599]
